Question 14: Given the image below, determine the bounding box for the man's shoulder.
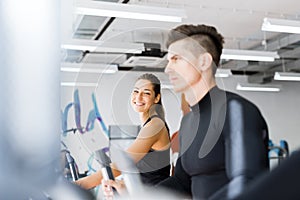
[224,90,253,105]
[222,90,263,116]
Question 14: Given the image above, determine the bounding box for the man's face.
[165,39,202,93]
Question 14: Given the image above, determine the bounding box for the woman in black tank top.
[127,74,171,186]
[76,73,171,193]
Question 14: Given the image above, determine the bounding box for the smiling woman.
[129,73,171,184]
[131,79,159,114]
[75,73,171,190]
[131,74,164,122]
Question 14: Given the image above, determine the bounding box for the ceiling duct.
[247,72,274,84]
[142,43,165,57]
[119,43,167,71]
[123,56,167,67]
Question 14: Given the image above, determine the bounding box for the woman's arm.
[126,117,167,163]
[76,163,121,190]
[76,171,102,189]
[76,118,166,190]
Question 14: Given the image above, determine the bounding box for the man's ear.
[154,93,161,104]
[198,53,213,71]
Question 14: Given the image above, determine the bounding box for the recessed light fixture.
[61,39,144,54]
[215,68,232,78]
[75,1,186,22]
[262,18,300,34]
[61,62,118,74]
[274,72,300,81]
[236,83,280,92]
[221,49,279,62]
[61,82,98,87]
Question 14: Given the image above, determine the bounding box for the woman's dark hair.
[137,73,162,105]
[136,73,165,119]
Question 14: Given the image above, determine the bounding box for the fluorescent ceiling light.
[274,72,300,81]
[236,83,280,92]
[61,82,98,87]
[221,49,279,62]
[75,0,186,22]
[262,18,300,34]
[215,68,232,78]
[61,39,144,54]
[61,62,118,74]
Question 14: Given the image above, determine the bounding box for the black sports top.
[158,86,269,199]
[135,115,171,186]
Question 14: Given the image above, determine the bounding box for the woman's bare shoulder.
[138,117,165,138]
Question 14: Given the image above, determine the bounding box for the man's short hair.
[166,24,224,67]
